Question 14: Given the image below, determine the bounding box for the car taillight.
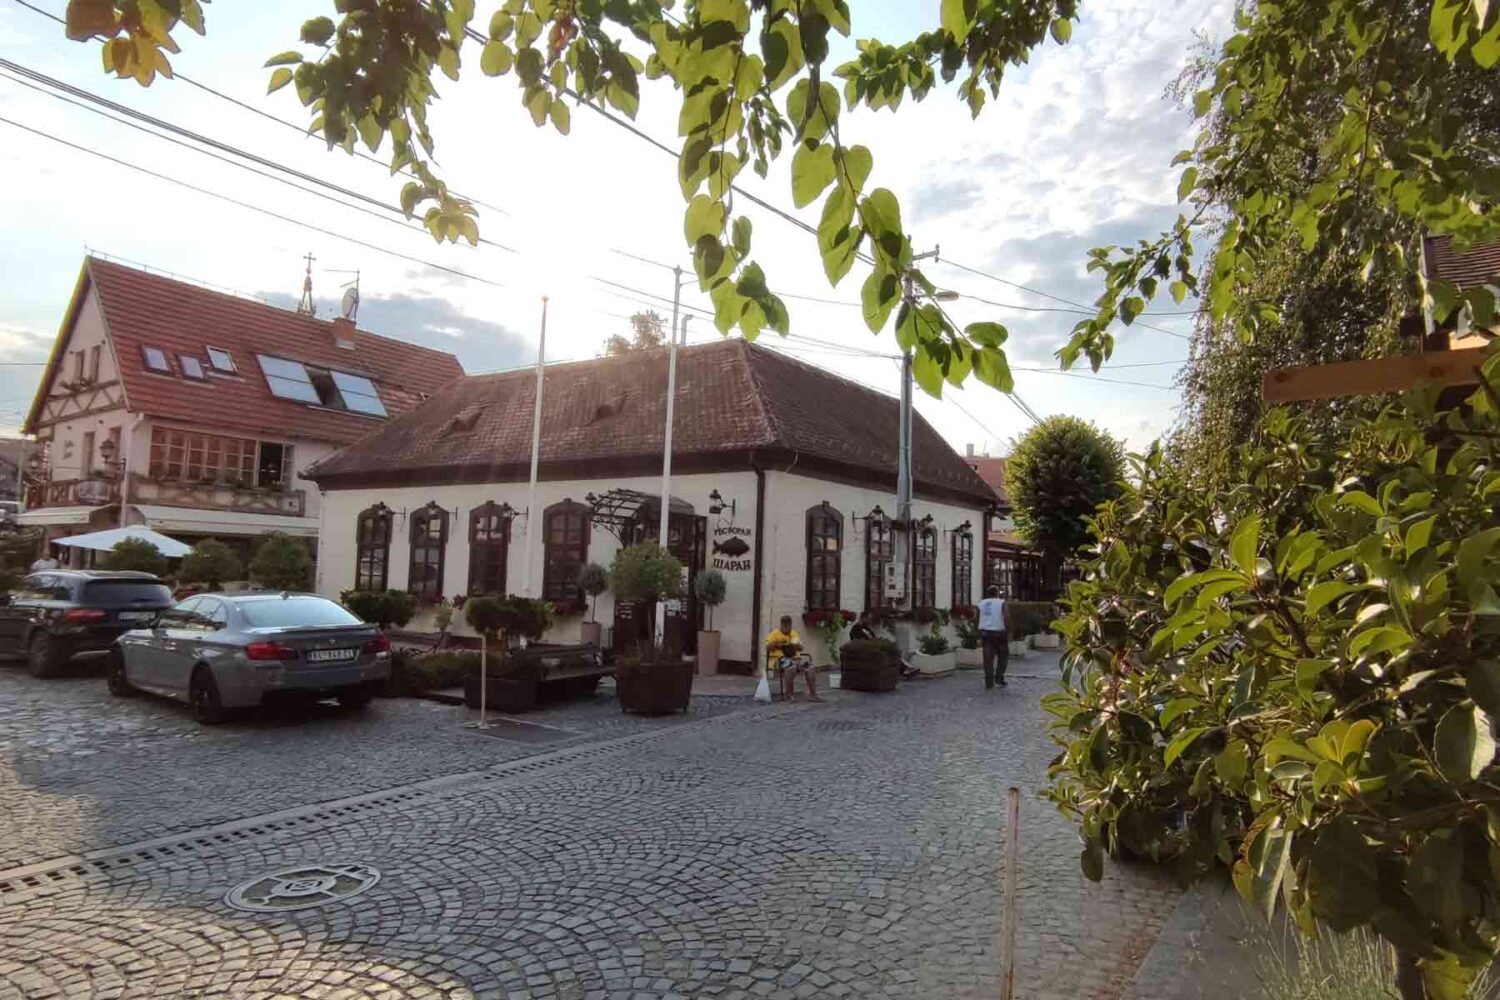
[63,609,107,623]
[362,633,390,655]
[245,641,299,661]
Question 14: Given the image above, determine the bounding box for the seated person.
[765,615,822,702]
[848,610,878,642]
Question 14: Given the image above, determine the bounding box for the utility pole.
[522,295,548,596]
[655,267,684,648]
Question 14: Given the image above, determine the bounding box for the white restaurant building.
[308,339,1000,668]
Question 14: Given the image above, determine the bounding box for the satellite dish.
[340,285,360,321]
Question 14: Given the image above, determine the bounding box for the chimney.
[331,316,357,350]
[965,442,975,458]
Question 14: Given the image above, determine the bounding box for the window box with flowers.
[801,608,858,667]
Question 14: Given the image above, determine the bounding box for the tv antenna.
[295,252,317,316]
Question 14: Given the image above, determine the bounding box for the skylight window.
[143,346,170,373]
[207,347,235,373]
[179,355,206,380]
[256,354,387,416]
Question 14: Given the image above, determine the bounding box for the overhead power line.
[7,0,510,218]
[0,114,508,290]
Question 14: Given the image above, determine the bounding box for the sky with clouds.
[0,0,1232,455]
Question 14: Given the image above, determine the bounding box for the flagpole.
[522,295,548,596]
[655,268,683,646]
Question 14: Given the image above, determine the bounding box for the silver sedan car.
[107,593,391,724]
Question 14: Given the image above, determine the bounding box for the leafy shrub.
[1007,601,1056,638]
[610,543,682,604]
[579,562,609,622]
[954,617,980,650]
[464,594,552,643]
[1044,368,1500,997]
[1007,415,1124,558]
[249,532,312,590]
[341,589,416,630]
[389,649,479,694]
[179,538,242,589]
[103,537,168,576]
[693,568,727,629]
[917,629,950,655]
[840,638,899,670]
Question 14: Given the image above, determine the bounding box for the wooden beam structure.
[1261,347,1489,403]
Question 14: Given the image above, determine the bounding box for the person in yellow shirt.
[766,615,821,702]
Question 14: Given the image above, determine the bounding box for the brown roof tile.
[310,339,999,505]
[1425,236,1500,291]
[26,257,464,443]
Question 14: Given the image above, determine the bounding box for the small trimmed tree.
[103,537,168,577]
[179,538,242,590]
[341,589,416,631]
[1006,416,1124,581]
[249,532,313,591]
[579,563,609,623]
[611,543,683,606]
[693,569,727,631]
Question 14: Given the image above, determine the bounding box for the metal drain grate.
[225,863,380,913]
[466,719,578,746]
[816,719,873,732]
[0,701,812,903]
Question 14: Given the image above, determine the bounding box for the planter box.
[840,661,899,692]
[912,650,957,677]
[580,621,603,647]
[955,646,983,669]
[1009,640,1028,658]
[463,674,537,713]
[617,656,694,715]
[697,630,721,675]
[1031,633,1061,650]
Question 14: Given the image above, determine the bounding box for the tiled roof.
[1425,236,1500,291]
[965,456,1009,507]
[310,339,999,505]
[26,257,464,443]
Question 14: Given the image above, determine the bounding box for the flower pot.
[580,621,603,647]
[911,650,957,677]
[696,629,721,675]
[1031,632,1061,650]
[1009,640,1028,658]
[955,646,983,669]
[617,655,694,715]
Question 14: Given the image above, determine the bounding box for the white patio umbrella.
[52,525,193,559]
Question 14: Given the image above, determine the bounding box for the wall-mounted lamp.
[707,488,736,518]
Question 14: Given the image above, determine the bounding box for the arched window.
[805,502,843,611]
[468,502,512,596]
[952,530,974,608]
[407,502,448,601]
[865,513,894,611]
[914,526,937,609]
[543,500,591,604]
[353,503,392,591]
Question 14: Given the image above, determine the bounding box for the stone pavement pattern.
[0,668,1180,999]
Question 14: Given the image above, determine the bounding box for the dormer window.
[206,347,235,373]
[143,346,170,373]
[179,356,206,380]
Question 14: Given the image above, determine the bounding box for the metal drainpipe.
[118,413,145,528]
[750,456,766,671]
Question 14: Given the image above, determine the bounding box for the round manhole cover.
[225,863,381,913]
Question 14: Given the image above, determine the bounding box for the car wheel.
[26,632,66,678]
[106,649,135,698]
[337,685,373,710]
[189,667,226,725]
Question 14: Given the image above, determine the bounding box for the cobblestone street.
[0,665,1181,999]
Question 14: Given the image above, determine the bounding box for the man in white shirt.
[29,550,58,572]
[977,586,1010,689]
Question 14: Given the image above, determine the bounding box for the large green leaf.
[1467,661,1500,719]
[1305,821,1379,932]
[1434,703,1496,784]
[1164,726,1209,767]
[790,141,836,208]
[1230,516,1261,575]
[1408,831,1465,925]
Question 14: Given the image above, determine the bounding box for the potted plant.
[462,595,553,716]
[578,562,609,647]
[179,538,242,591]
[693,568,726,674]
[610,543,692,713]
[837,638,900,692]
[912,626,957,676]
[953,617,983,669]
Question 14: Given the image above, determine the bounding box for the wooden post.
[478,633,488,729]
[1001,785,1020,1000]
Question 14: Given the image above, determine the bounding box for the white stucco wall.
[757,470,986,666]
[315,471,762,661]
[33,289,133,484]
[316,466,988,669]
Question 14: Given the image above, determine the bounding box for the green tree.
[248,532,313,591]
[1047,355,1500,999]
[178,538,243,590]
[341,589,416,630]
[102,537,168,577]
[610,543,683,606]
[1006,416,1123,569]
[603,311,667,357]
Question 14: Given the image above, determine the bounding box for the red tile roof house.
[18,256,463,562]
[307,339,999,669]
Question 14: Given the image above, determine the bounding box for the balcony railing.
[126,474,306,517]
[23,476,120,509]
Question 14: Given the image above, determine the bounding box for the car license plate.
[306,648,357,663]
[117,611,156,622]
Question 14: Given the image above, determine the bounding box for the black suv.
[0,570,174,677]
